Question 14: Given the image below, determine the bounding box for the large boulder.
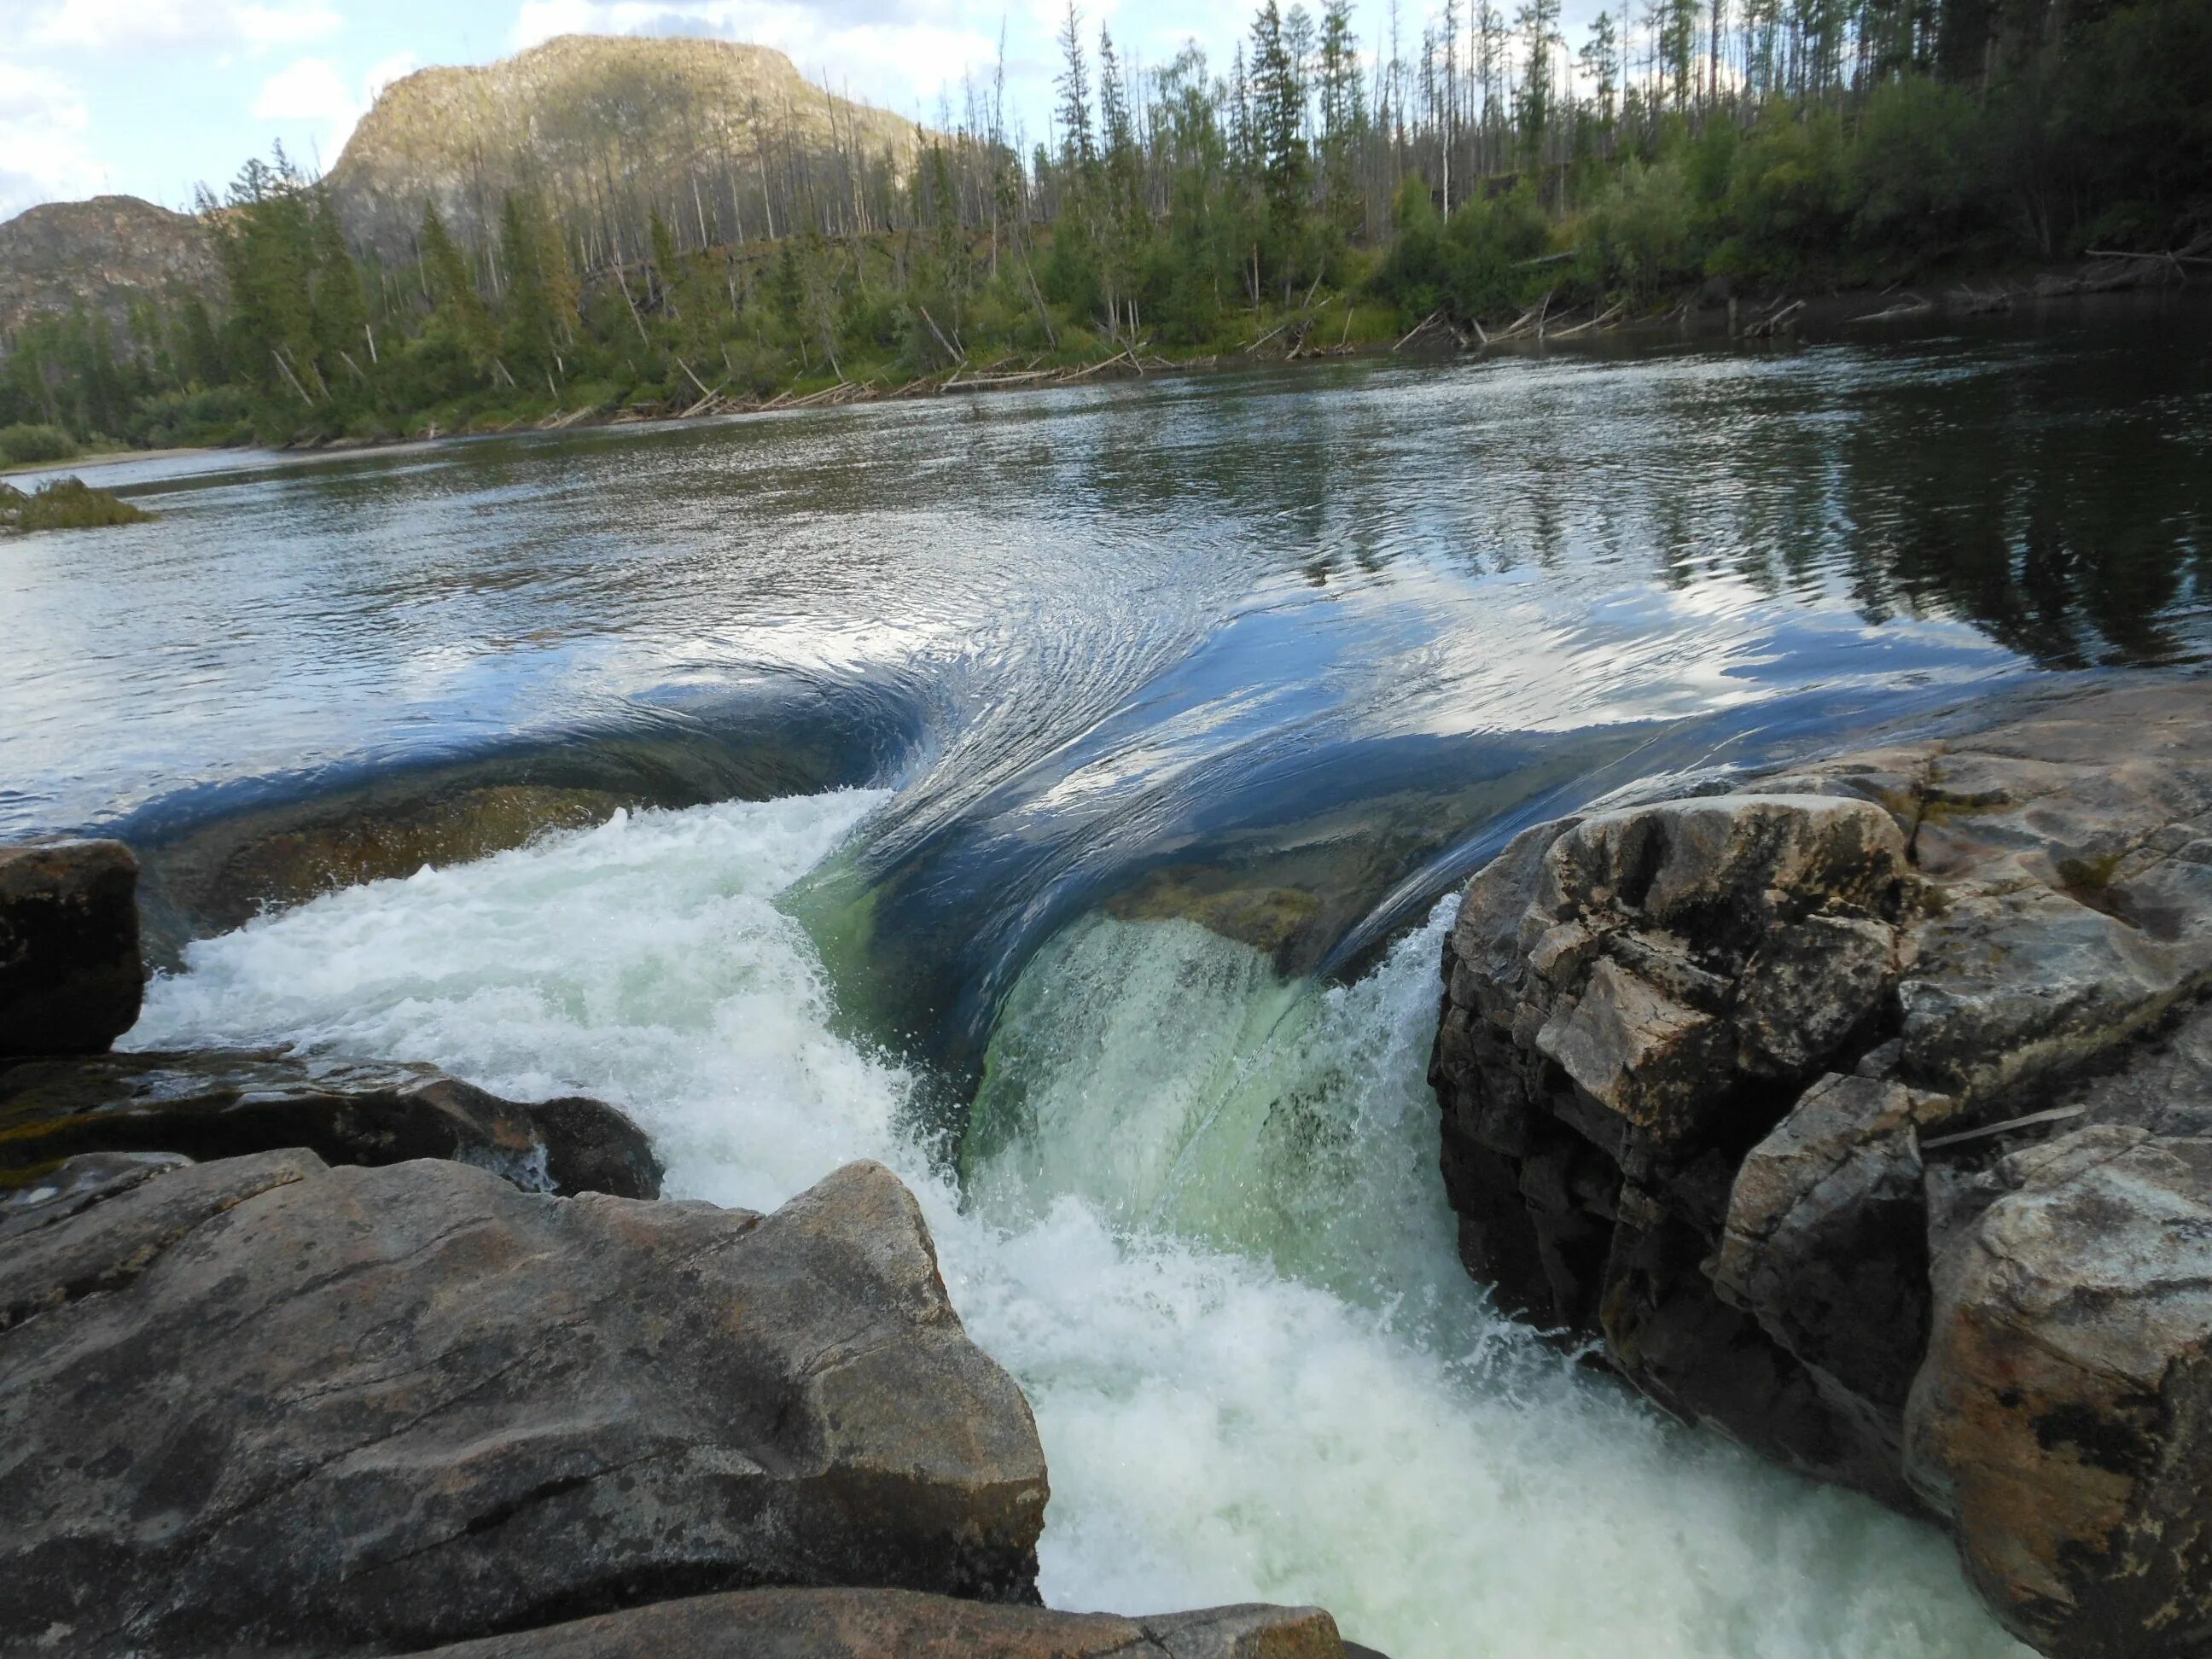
[1906,1127,2212,1656]
[0,1047,661,1198]
[1429,675,2212,1655]
[0,1152,1048,1656]
[407,1586,1365,1659]
[0,839,142,1057]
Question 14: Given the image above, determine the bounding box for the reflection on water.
[8,300,2205,1052]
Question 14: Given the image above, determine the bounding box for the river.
[6,300,2207,1656]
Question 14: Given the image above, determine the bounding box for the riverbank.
[55,258,2203,473]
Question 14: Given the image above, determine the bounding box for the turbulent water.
[130,795,2023,1656]
[14,303,2211,1656]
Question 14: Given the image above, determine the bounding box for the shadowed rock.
[0,840,142,1057]
[0,1047,661,1199]
[0,1154,1048,1656]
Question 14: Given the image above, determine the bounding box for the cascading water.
[130,794,2030,1657]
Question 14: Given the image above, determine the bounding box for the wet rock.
[0,1154,1048,1656]
[0,1047,661,1199]
[1429,675,2212,1654]
[0,839,142,1057]
[407,1586,1363,1659]
[0,1149,194,1243]
[1906,1127,2212,1658]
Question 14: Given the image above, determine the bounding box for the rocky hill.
[326,34,928,260]
[0,196,223,343]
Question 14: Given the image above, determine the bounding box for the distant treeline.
[3,0,2203,451]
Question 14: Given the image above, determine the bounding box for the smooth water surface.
[15,301,2212,1656]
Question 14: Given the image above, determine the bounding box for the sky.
[0,0,1287,224]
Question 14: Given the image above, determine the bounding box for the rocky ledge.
[1,838,1374,1656]
[1429,675,2212,1657]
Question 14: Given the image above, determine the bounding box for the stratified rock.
[0,839,142,1057]
[0,1047,661,1199]
[407,1586,1360,1659]
[0,1154,1047,1656]
[0,1149,195,1243]
[1906,1127,2212,1658]
[1429,674,2212,1655]
[1432,789,1913,1496]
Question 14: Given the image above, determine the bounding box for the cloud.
[0,61,102,220]
[253,56,352,120]
[33,0,342,52]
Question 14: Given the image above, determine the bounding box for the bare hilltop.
[0,195,223,341]
[325,34,928,260]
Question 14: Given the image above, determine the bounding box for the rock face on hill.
[328,35,926,261]
[0,195,222,342]
[1430,674,2212,1657]
[0,1153,1050,1655]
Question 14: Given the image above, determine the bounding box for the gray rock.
[1906,1127,2212,1658]
[0,1149,195,1244]
[0,1153,1048,1656]
[407,1586,1360,1659]
[0,839,142,1057]
[1429,674,2212,1656]
[0,1046,661,1199]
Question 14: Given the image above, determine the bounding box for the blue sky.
[0,0,1264,222]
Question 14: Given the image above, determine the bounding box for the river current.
[8,303,2209,1655]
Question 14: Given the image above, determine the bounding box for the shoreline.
[27,269,2200,480]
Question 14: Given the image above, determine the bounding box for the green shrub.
[1850,79,1990,256]
[9,476,152,532]
[0,423,79,465]
[1577,160,1698,299]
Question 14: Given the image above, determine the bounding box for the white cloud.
[33,0,342,52]
[0,61,102,220]
[253,56,352,120]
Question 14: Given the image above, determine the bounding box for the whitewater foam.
[131,795,2027,1657]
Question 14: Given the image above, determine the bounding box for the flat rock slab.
[0,839,142,1057]
[0,1047,661,1198]
[0,1152,1048,1656]
[408,1587,1365,1659]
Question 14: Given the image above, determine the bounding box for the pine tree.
[1249,1,1312,298]
[308,189,369,393]
[499,195,557,381]
[417,203,496,365]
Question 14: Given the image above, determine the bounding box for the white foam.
[131,796,2026,1658]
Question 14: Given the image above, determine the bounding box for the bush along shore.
[0,838,1377,1659]
[0,476,150,533]
[2,0,2204,453]
[1430,672,2212,1658]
